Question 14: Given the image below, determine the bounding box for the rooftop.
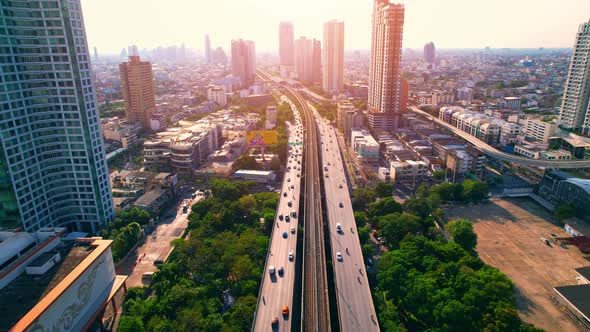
[575,266,590,282]
[0,242,94,330]
[554,284,590,322]
[565,178,590,194]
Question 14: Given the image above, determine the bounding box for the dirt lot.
[446,197,589,332]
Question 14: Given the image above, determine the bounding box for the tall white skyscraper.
[279,22,295,78]
[231,39,256,88]
[205,34,212,64]
[295,37,314,83]
[559,20,590,134]
[0,0,114,232]
[368,0,405,130]
[322,20,344,93]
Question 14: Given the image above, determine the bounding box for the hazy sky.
[80,0,590,55]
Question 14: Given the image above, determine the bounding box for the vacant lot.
[446,197,589,332]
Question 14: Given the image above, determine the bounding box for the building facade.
[312,39,322,84]
[424,41,435,63]
[207,85,227,107]
[559,20,590,133]
[231,39,256,89]
[0,0,114,233]
[294,37,314,83]
[322,20,344,93]
[120,55,156,131]
[368,1,405,130]
[279,22,295,78]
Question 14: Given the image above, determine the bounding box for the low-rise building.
[1,237,126,332]
[144,121,222,174]
[523,118,557,143]
[351,129,380,163]
[234,169,276,183]
[133,188,173,214]
[539,170,590,220]
[207,85,227,107]
[390,160,428,184]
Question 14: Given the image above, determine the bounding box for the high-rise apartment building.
[295,37,314,83]
[312,39,322,84]
[279,22,295,66]
[559,20,590,134]
[120,55,156,131]
[322,20,344,93]
[205,34,212,64]
[368,1,405,130]
[231,39,256,89]
[424,41,436,63]
[0,0,114,232]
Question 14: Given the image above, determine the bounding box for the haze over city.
[81,0,590,53]
[4,1,590,331]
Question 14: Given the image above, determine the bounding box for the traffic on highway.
[312,105,380,331]
[253,96,303,332]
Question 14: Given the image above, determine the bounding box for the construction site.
[446,197,590,332]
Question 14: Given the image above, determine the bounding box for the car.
[336,252,343,261]
[339,184,343,188]
[339,202,343,208]
[288,200,292,207]
[297,173,300,177]
[283,192,287,197]
[290,226,295,234]
[285,215,290,222]
[287,178,291,182]
[325,173,328,178]
[154,259,164,266]
[282,232,288,238]
[282,305,289,316]
[290,185,294,189]
[367,258,374,266]
[269,265,276,275]
[278,214,283,220]
[289,250,294,260]
[272,316,279,327]
[278,267,284,276]
[336,223,342,232]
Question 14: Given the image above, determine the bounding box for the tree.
[232,155,260,171]
[352,188,376,210]
[118,315,144,332]
[462,180,489,202]
[446,219,478,252]
[378,213,422,247]
[555,203,576,221]
[358,226,370,245]
[432,170,446,181]
[402,197,430,219]
[375,181,394,198]
[368,197,403,222]
[354,211,368,228]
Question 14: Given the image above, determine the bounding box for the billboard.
[246,130,278,147]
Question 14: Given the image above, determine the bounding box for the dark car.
[282,232,288,239]
[154,259,164,266]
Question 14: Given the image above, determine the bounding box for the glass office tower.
[0,0,114,232]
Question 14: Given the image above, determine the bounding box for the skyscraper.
[120,55,156,131]
[295,37,314,83]
[424,41,436,63]
[231,39,256,88]
[368,1,405,130]
[205,34,212,64]
[322,20,344,93]
[312,39,322,84]
[0,0,114,232]
[559,20,590,134]
[279,22,295,78]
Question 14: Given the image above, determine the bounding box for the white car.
[288,250,294,261]
[336,223,342,232]
[336,252,343,261]
[269,265,276,275]
[290,226,295,234]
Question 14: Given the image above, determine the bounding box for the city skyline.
[81,0,590,55]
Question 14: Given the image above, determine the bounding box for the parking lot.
[446,197,589,332]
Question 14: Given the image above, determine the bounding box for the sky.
[80,0,590,55]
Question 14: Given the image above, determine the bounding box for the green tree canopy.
[446,218,478,252]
